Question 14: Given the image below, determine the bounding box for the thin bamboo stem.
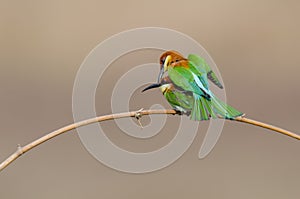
[0,109,298,173]
[234,116,300,140]
[0,109,176,172]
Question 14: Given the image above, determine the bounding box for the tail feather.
[201,98,217,119]
[191,94,211,121]
[211,95,243,119]
[199,98,209,120]
[190,94,243,121]
[191,94,202,120]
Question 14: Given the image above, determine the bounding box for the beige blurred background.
[1,0,300,198]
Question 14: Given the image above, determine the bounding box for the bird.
[142,50,243,120]
[143,76,193,116]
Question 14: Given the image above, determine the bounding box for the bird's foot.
[173,109,191,116]
[185,111,191,116]
[173,109,183,115]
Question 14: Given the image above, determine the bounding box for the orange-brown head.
[158,50,188,82]
[159,50,186,67]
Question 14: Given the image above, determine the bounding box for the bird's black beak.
[142,83,161,92]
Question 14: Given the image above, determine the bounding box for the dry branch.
[0,109,299,172]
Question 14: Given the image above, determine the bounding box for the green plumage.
[163,87,193,115]
[164,54,243,121]
[188,54,223,89]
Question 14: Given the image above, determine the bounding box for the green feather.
[199,97,209,120]
[163,87,193,115]
[168,66,211,99]
[158,53,243,121]
[211,95,243,119]
[191,94,202,120]
[188,54,223,89]
[201,98,217,119]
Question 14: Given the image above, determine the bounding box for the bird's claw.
[173,109,183,115]
[173,109,191,116]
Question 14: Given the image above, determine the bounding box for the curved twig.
[0,109,299,172]
[0,109,176,172]
[234,116,300,140]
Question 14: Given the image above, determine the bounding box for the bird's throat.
[160,84,172,94]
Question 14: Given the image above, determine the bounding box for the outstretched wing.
[168,66,212,99]
[188,54,223,89]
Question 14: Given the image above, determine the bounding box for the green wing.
[188,54,223,89]
[164,89,193,110]
[168,66,211,99]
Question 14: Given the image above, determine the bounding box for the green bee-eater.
[143,50,243,120]
[143,76,194,116]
